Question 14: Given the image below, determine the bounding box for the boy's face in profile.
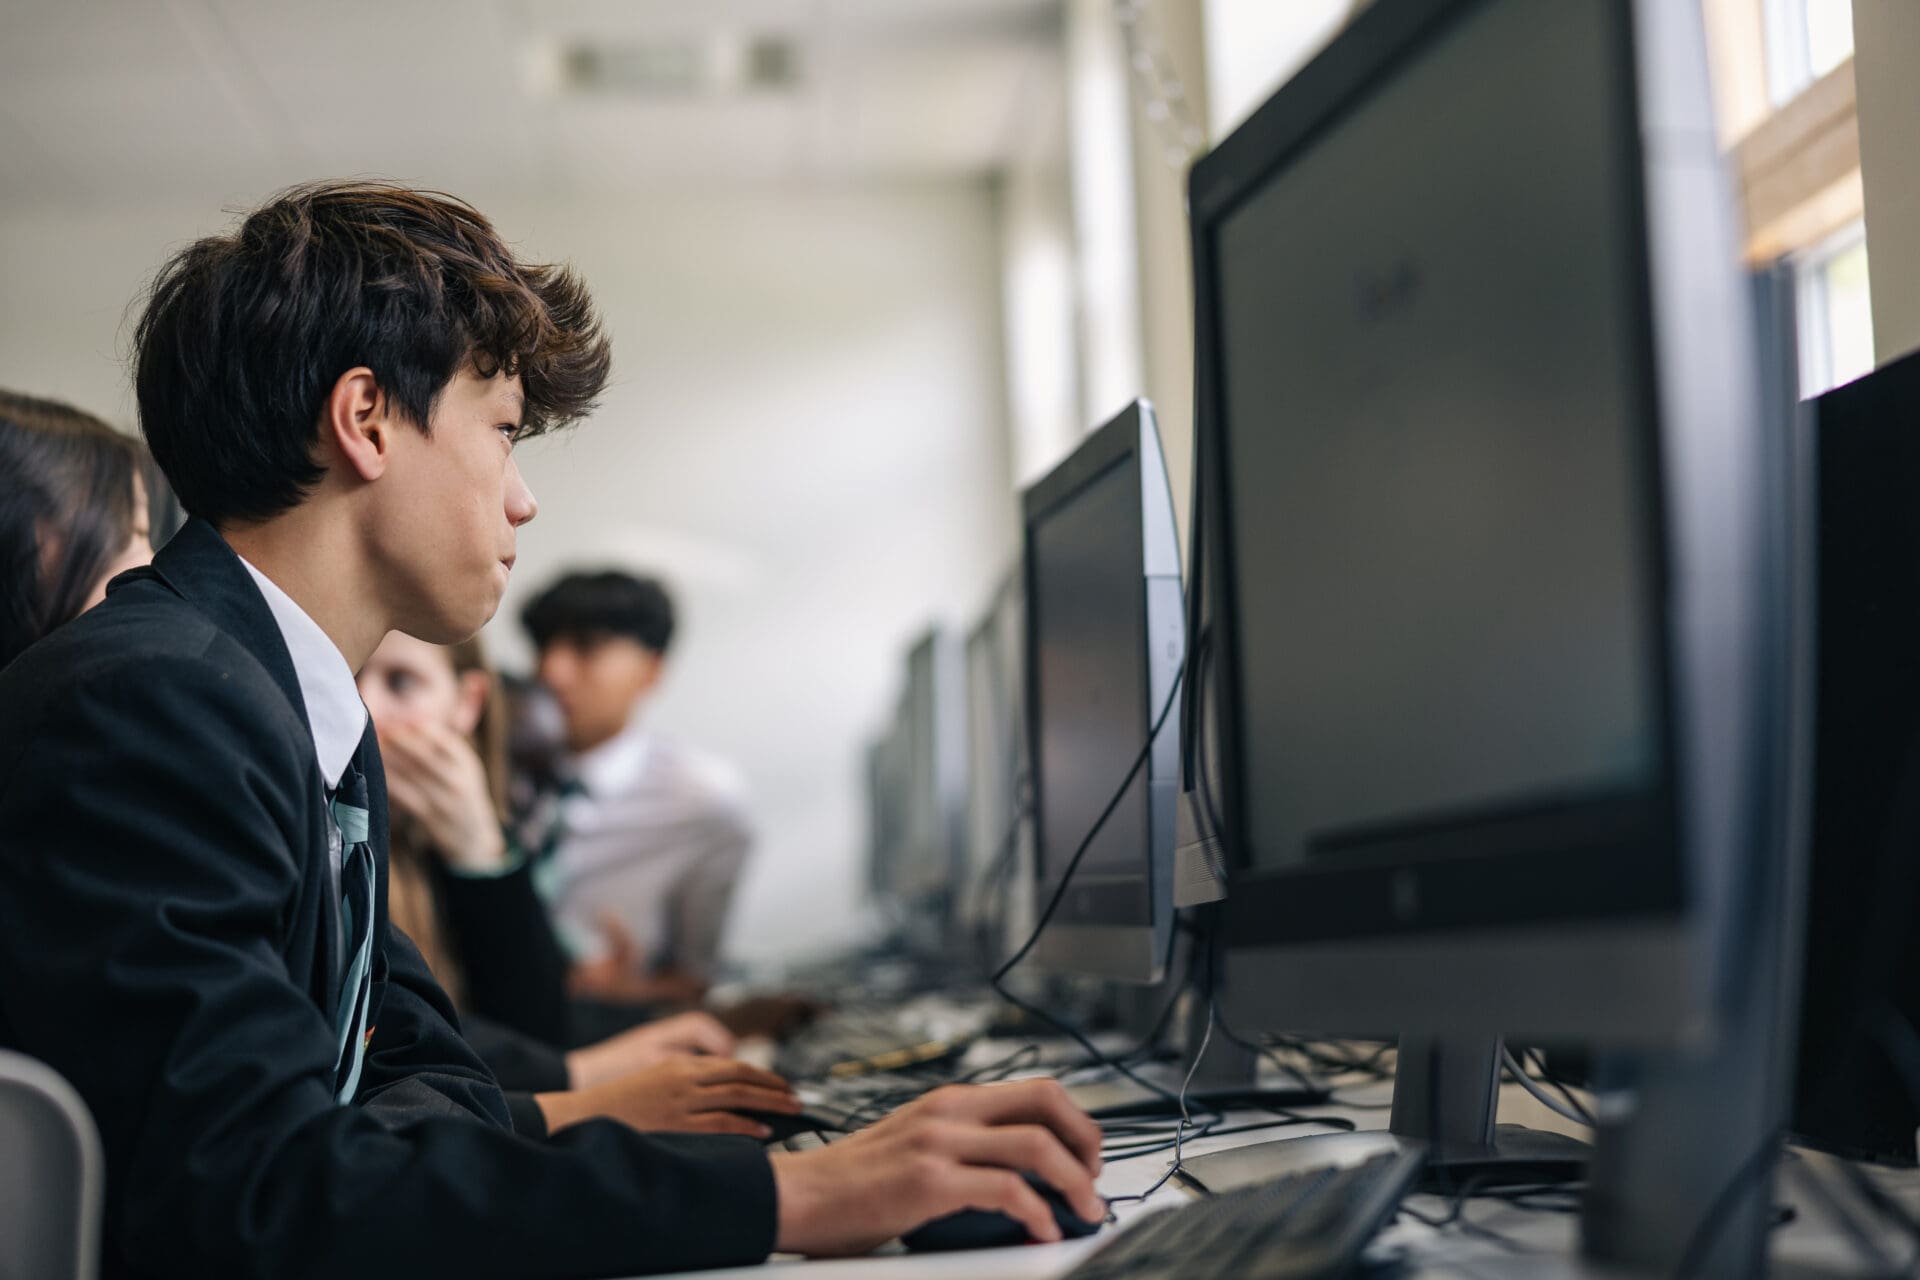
[378,367,538,646]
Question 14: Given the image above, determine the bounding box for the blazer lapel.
[127,517,313,738]
[120,517,344,1009]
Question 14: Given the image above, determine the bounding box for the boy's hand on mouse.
[536,1056,799,1137]
[768,1079,1104,1256]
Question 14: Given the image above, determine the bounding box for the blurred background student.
[520,570,754,1011]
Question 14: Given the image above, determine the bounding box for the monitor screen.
[963,584,1026,925]
[1214,0,1662,882]
[1029,454,1151,913]
[899,634,962,899]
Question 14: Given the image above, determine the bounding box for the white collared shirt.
[237,556,368,887]
[548,720,753,980]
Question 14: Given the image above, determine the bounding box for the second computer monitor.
[960,576,1029,954]
[1023,399,1184,985]
[895,627,969,906]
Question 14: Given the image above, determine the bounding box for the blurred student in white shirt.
[520,570,752,1009]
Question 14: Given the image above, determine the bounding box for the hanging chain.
[1113,0,1209,171]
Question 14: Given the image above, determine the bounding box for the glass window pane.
[1765,0,1855,104]
[1824,238,1874,390]
[1805,0,1854,80]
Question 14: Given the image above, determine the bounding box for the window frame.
[1795,219,1871,397]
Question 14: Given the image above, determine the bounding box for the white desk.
[636,1073,1920,1279]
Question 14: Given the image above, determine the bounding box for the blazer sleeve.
[433,858,573,1046]
[462,1012,572,1094]
[0,654,775,1279]
[355,921,519,1128]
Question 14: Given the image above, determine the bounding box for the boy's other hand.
[768,1079,1104,1255]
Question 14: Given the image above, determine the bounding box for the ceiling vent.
[532,34,799,98]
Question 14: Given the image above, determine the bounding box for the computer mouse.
[900,1173,1104,1252]
[738,1109,844,1143]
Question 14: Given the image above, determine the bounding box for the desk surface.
[634,1067,1915,1279]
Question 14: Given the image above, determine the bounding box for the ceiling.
[0,0,1063,209]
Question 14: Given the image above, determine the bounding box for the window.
[1796,222,1874,397]
[1763,0,1854,106]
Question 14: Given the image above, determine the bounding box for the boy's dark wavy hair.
[133,180,611,525]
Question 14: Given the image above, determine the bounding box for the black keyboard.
[1064,1149,1423,1280]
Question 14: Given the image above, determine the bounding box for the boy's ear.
[321,367,395,483]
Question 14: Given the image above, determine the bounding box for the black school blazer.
[0,519,772,1279]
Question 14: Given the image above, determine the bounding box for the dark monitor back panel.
[1794,345,1920,1165]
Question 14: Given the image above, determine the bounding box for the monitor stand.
[1175,1033,1589,1194]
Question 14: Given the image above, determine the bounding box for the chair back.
[0,1050,102,1280]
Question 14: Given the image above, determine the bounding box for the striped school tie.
[330,763,376,1104]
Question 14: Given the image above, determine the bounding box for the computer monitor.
[1791,345,1920,1166]
[863,720,909,901]
[895,628,970,908]
[1181,0,1797,1269]
[1021,400,1184,985]
[960,574,1029,963]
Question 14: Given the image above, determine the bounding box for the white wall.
[0,180,1020,966]
[998,37,1084,487]
[997,0,1149,494]
[1065,0,1146,434]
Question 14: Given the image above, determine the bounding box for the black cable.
[993,663,1184,984]
[1210,1004,1323,1096]
[1831,1156,1920,1259]
[1669,1130,1783,1280]
[988,664,1206,1117]
[1395,1170,1548,1256]
[1780,1152,1903,1278]
[1524,1047,1597,1128]
[1104,933,1222,1208]
[971,778,1033,963]
[1266,1035,1395,1081]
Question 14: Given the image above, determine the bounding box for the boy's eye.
[497,423,519,442]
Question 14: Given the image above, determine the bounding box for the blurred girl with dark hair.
[0,389,158,669]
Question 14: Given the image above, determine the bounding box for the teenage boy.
[0,181,1102,1279]
[521,570,751,1006]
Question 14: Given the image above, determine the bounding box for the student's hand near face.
[767,1079,1106,1255]
[535,1057,800,1137]
[378,720,508,872]
[564,1011,738,1089]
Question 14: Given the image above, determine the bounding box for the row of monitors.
[864,398,1181,985]
[872,0,1920,1187]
